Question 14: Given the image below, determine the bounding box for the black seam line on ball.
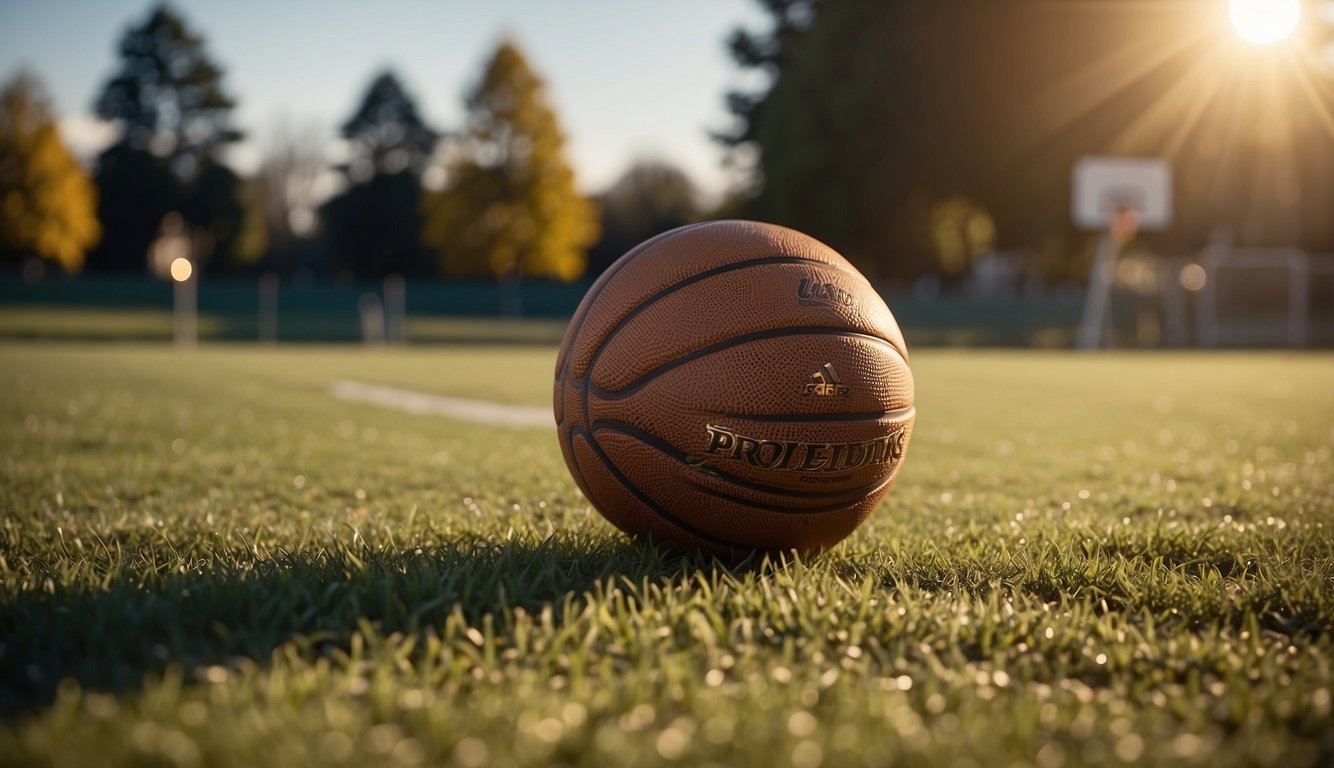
[578,257,863,430]
[563,425,595,497]
[568,254,858,389]
[589,419,895,502]
[722,405,916,423]
[556,226,684,383]
[587,328,901,401]
[578,423,742,551]
[686,473,897,516]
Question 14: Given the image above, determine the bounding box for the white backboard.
[1072,156,1172,231]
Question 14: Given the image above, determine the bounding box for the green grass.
[1,342,1332,767]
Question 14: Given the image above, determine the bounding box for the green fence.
[0,276,1093,346]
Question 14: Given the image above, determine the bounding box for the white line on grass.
[329,379,552,429]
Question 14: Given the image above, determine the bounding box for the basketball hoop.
[1072,156,1173,350]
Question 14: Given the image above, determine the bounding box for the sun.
[1228,0,1302,45]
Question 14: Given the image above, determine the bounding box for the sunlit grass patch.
[1,343,1331,766]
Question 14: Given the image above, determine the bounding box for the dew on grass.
[398,689,425,709]
[1115,734,1145,762]
[792,740,824,768]
[452,737,488,768]
[621,704,656,731]
[788,710,817,737]
[1035,742,1066,768]
[532,717,564,744]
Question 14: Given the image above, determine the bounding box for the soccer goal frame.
[1196,245,1311,347]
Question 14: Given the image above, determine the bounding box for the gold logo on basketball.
[802,363,850,397]
[694,423,907,474]
[797,277,853,308]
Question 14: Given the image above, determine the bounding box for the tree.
[89,3,247,272]
[725,0,1334,281]
[421,40,597,282]
[322,70,438,277]
[252,118,328,275]
[182,160,266,271]
[716,0,819,151]
[587,159,699,276]
[88,143,180,272]
[340,73,438,181]
[0,72,100,274]
[254,118,325,245]
[94,3,240,177]
[721,0,931,279]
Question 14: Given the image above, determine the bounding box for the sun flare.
[1228,0,1302,45]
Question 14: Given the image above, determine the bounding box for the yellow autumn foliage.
[0,73,100,273]
[421,41,597,282]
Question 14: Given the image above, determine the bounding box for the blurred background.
[1,0,1332,348]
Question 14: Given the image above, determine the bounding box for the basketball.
[553,220,914,556]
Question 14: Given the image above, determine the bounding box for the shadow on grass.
[0,534,733,717]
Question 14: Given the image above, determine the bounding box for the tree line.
[5,1,1331,286]
[1,4,702,282]
[722,0,1334,284]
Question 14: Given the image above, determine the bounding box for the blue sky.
[0,0,767,198]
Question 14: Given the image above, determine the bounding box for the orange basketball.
[553,220,914,556]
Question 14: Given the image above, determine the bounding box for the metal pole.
[1076,233,1118,350]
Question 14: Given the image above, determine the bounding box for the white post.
[259,272,279,344]
[1161,257,1189,347]
[173,263,197,347]
[383,273,406,345]
[1287,250,1309,347]
[358,293,385,346]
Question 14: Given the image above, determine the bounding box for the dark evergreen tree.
[88,3,249,272]
[723,0,1334,282]
[716,0,819,151]
[88,143,180,272]
[93,3,240,177]
[340,72,439,180]
[323,70,439,277]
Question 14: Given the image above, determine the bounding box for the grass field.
[1,342,1332,767]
